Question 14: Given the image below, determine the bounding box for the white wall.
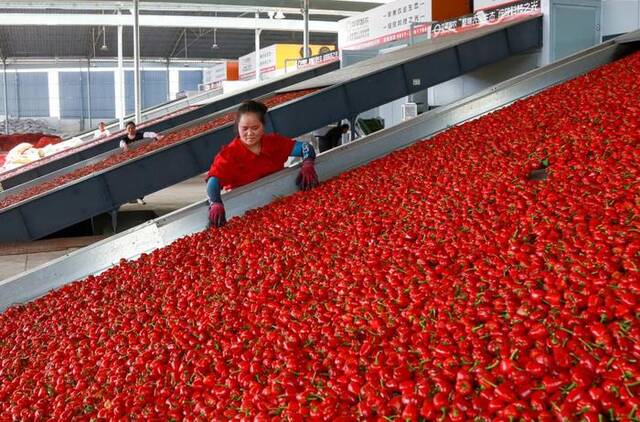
[602,0,640,36]
[378,97,410,127]
[540,0,552,66]
[47,71,60,119]
[114,66,125,128]
[169,69,181,100]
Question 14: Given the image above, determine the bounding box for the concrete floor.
[0,249,78,281]
[0,175,207,281]
[119,174,205,216]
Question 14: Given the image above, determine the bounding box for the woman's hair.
[235,100,268,127]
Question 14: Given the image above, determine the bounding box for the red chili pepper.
[2,51,640,420]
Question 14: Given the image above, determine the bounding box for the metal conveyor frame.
[0,61,340,189]
[0,16,543,242]
[1,29,637,311]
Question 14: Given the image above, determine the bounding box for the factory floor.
[0,175,206,281]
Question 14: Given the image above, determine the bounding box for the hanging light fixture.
[100,26,108,51]
[211,28,219,49]
[211,11,219,50]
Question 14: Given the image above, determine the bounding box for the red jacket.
[207,133,294,189]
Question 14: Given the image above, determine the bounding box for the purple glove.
[208,202,226,228]
[296,159,319,191]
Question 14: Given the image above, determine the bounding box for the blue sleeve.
[206,176,222,204]
[290,141,316,161]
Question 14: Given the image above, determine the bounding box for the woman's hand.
[208,202,226,227]
[296,160,319,191]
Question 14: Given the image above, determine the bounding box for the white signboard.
[296,50,340,70]
[433,0,541,38]
[239,45,277,80]
[338,0,431,50]
[474,0,518,11]
[203,62,227,85]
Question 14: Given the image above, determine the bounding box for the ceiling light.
[211,28,219,49]
[100,26,108,51]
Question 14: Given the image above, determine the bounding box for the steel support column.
[2,58,8,134]
[87,57,92,128]
[255,11,261,82]
[133,0,142,123]
[166,58,170,101]
[302,0,309,58]
[117,12,125,128]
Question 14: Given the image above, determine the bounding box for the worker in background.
[118,121,159,205]
[118,121,159,152]
[318,123,350,153]
[206,100,319,227]
[93,122,111,140]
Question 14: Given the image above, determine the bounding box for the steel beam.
[0,14,340,32]
[87,57,92,127]
[303,0,310,58]
[117,17,125,128]
[0,1,371,17]
[255,12,261,82]
[133,0,142,124]
[2,59,8,135]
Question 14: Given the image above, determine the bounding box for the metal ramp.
[0,16,543,242]
[1,26,638,311]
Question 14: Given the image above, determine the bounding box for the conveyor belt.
[278,19,541,92]
[0,16,543,242]
[70,83,223,143]
[0,93,272,204]
[1,27,638,312]
[0,61,339,190]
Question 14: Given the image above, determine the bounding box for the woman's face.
[237,113,264,148]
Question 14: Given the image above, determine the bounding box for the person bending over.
[118,121,159,152]
[318,123,349,153]
[206,100,319,227]
[118,121,159,205]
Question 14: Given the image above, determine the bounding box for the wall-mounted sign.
[296,50,340,70]
[203,62,227,85]
[239,44,335,80]
[432,0,541,38]
[338,0,540,49]
[239,45,278,80]
[474,0,519,11]
[338,0,431,50]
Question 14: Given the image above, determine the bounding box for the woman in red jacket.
[206,100,319,227]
